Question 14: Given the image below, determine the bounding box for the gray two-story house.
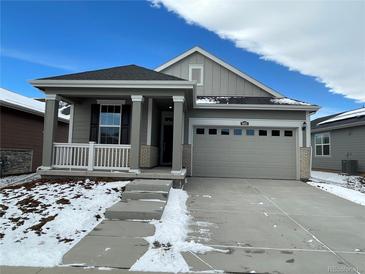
[30,46,319,181]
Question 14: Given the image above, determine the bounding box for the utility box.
[341,160,358,175]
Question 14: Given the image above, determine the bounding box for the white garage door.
[192,127,297,179]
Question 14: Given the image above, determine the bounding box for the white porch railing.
[52,142,131,171]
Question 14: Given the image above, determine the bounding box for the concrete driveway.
[183,177,365,274]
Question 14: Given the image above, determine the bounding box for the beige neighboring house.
[29,46,319,181]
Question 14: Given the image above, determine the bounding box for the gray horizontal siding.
[72,99,93,143]
[161,52,272,97]
[312,125,365,172]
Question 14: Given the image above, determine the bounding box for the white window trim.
[314,132,331,157]
[98,104,123,144]
[189,64,204,86]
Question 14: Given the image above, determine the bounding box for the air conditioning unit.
[341,160,358,175]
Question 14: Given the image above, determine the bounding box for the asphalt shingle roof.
[38,65,185,81]
[311,108,365,130]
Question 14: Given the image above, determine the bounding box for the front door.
[160,112,173,165]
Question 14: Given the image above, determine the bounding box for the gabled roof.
[38,64,185,81]
[0,88,69,122]
[155,46,283,98]
[311,108,365,132]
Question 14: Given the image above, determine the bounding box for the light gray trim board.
[68,104,74,142]
[30,79,195,90]
[171,99,184,173]
[155,46,283,98]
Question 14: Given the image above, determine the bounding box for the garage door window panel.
[234,128,242,136]
[246,129,255,136]
[259,130,267,136]
[196,128,205,135]
[284,130,293,137]
[315,133,330,157]
[221,129,230,135]
[209,128,217,135]
[272,130,280,136]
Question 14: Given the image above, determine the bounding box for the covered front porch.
[35,83,194,180]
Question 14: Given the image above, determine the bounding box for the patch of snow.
[202,195,212,198]
[0,173,40,188]
[138,199,166,203]
[311,171,365,193]
[270,98,310,105]
[130,189,227,273]
[0,179,129,267]
[307,181,365,206]
[318,108,365,125]
[196,98,218,104]
[0,88,69,120]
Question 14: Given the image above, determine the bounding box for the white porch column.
[130,95,144,173]
[171,96,185,174]
[42,95,60,169]
[68,103,74,143]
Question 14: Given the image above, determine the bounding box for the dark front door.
[162,124,173,165]
[160,111,173,166]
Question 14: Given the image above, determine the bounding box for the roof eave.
[29,79,196,90]
[194,103,320,111]
[0,101,69,123]
[312,120,365,132]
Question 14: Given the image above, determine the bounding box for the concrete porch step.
[105,200,166,220]
[125,179,172,192]
[121,190,169,201]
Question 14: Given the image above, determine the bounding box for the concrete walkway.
[183,177,365,274]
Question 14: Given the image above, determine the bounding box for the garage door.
[192,127,297,179]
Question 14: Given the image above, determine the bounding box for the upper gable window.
[189,64,204,86]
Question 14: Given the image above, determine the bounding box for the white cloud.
[1,48,78,71]
[151,0,365,102]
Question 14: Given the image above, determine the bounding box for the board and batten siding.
[312,126,365,172]
[160,52,272,97]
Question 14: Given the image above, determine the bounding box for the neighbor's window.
[189,64,204,86]
[259,130,267,136]
[221,128,230,135]
[209,128,217,135]
[234,128,242,136]
[99,105,121,144]
[196,128,205,135]
[315,133,330,156]
[246,129,255,136]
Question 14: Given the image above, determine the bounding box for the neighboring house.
[0,88,69,176]
[311,108,365,174]
[30,46,319,181]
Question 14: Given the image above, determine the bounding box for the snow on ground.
[130,189,227,273]
[0,179,129,267]
[196,98,218,104]
[309,171,365,206]
[307,181,365,206]
[0,173,40,188]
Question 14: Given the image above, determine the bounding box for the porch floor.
[38,166,186,180]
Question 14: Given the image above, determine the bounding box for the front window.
[315,133,330,156]
[189,64,204,86]
[99,105,121,144]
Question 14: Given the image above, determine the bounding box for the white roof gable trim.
[155,46,283,98]
[0,88,69,122]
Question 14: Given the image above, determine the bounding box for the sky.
[1,0,364,119]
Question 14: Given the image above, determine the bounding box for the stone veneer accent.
[183,144,192,176]
[140,145,159,168]
[0,149,33,176]
[300,147,311,180]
